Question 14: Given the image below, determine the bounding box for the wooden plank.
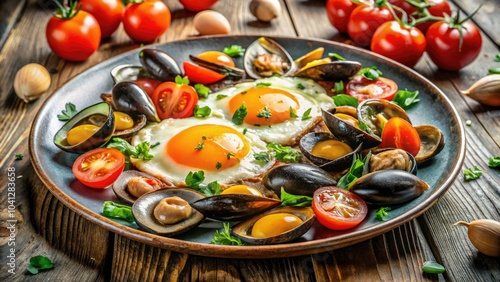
[0,0,26,49]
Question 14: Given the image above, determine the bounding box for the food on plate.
[139,48,182,82]
[379,117,421,156]
[184,51,245,84]
[193,10,231,35]
[112,170,168,204]
[14,63,51,103]
[151,76,199,119]
[72,148,126,189]
[220,185,263,196]
[112,81,160,122]
[153,196,193,224]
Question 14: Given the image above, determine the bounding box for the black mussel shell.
[262,163,337,197]
[190,194,281,221]
[112,81,160,122]
[139,48,182,82]
[189,55,245,80]
[293,61,362,81]
[110,64,153,84]
[53,102,114,154]
[88,112,147,139]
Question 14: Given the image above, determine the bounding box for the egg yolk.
[311,140,353,160]
[166,124,250,171]
[251,213,303,238]
[66,124,100,146]
[334,113,359,128]
[228,87,299,125]
[221,185,262,196]
[114,111,134,131]
[197,51,235,67]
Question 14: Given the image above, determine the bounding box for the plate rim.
[29,35,466,258]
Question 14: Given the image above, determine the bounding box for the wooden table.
[1,0,499,281]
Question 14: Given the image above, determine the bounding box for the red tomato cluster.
[326,0,482,70]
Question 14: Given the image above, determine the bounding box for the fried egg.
[199,77,334,145]
[130,117,275,186]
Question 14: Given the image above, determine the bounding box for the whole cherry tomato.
[346,75,398,101]
[72,148,125,188]
[312,186,368,231]
[46,1,101,61]
[379,117,421,156]
[122,0,171,43]
[371,21,426,67]
[325,0,358,34]
[414,0,452,33]
[79,0,124,38]
[133,78,162,98]
[425,19,482,71]
[347,4,394,47]
[179,0,218,12]
[151,77,199,119]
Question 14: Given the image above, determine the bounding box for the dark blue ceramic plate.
[30,35,465,258]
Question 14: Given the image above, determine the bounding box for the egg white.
[198,77,334,145]
[130,117,275,186]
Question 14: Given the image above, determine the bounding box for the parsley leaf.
[266,143,301,163]
[296,83,305,90]
[102,201,134,223]
[289,107,298,118]
[422,261,446,274]
[175,75,190,85]
[15,153,24,160]
[359,66,383,80]
[280,188,312,207]
[222,45,246,57]
[257,107,272,120]
[211,222,247,245]
[216,94,228,100]
[195,142,204,150]
[375,207,391,221]
[256,82,272,88]
[106,138,154,162]
[301,108,312,121]
[488,68,500,74]
[391,89,420,110]
[495,54,500,62]
[337,152,370,189]
[194,84,211,98]
[57,102,78,121]
[463,166,483,181]
[205,181,222,196]
[334,81,344,94]
[185,170,205,188]
[27,255,54,275]
[193,105,212,118]
[332,94,358,107]
[216,162,222,169]
[488,156,500,168]
[232,104,248,125]
[254,152,271,163]
[328,52,346,61]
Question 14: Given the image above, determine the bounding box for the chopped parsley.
[488,156,500,168]
[254,152,271,163]
[301,108,312,121]
[106,138,154,162]
[216,94,228,100]
[463,166,482,181]
[488,68,500,74]
[204,181,222,196]
[289,107,298,118]
[175,75,190,85]
[375,207,391,221]
[337,152,370,189]
[256,82,272,88]
[185,170,205,188]
[391,89,420,110]
[257,107,272,120]
[227,152,235,159]
[232,104,248,125]
[242,128,247,135]
[194,84,211,98]
[15,153,24,160]
[296,83,305,90]
[102,201,134,223]
[280,188,312,207]
[328,52,346,61]
[195,142,204,150]
[266,143,301,163]
[495,53,500,62]
[57,102,78,121]
[222,45,246,57]
[422,261,446,274]
[27,255,54,275]
[193,105,212,118]
[332,94,358,107]
[216,162,222,169]
[211,222,246,246]
[334,81,344,94]
[359,66,383,80]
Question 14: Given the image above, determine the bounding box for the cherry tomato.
[152,80,199,119]
[179,0,218,12]
[325,0,358,34]
[371,21,426,67]
[122,0,171,43]
[379,117,421,156]
[347,4,394,47]
[79,0,124,38]
[312,186,368,231]
[72,148,125,188]
[387,0,417,16]
[133,78,162,98]
[415,0,452,34]
[425,20,482,71]
[345,75,398,101]
[183,61,226,85]
[46,3,101,61]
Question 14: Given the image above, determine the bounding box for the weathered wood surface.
[0,0,499,281]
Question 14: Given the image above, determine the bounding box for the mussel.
[88,112,147,139]
[132,188,205,237]
[189,55,245,80]
[54,102,114,153]
[414,124,445,164]
[262,163,337,197]
[112,81,160,122]
[231,206,315,245]
[357,99,411,136]
[112,170,168,205]
[110,64,152,84]
[139,48,182,82]
[190,194,281,221]
[244,37,295,79]
[292,60,362,81]
[349,170,429,206]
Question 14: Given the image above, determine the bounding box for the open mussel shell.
[53,102,114,154]
[190,194,281,221]
[189,55,245,80]
[244,37,295,79]
[368,148,417,175]
[262,163,337,197]
[322,108,381,150]
[88,113,147,139]
[293,61,362,81]
[357,99,411,136]
[293,47,325,70]
[112,170,169,205]
[110,64,152,84]
[349,170,429,206]
[231,206,315,245]
[299,132,362,172]
[140,48,182,81]
[132,188,205,237]
[414,124,445,164]
[112,81,160,122]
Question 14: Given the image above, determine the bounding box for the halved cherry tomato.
[379,117,421,156]
[72,148,125,188]
[152,80,199,119]
[312,186,368,231]
[345,75,398,101]
[133,78,162,98]
[183,61,226,85]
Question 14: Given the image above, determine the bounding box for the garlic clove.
[461,74,500,106]
[13,63,51,103]
[455,219,500,257]
[249,0,281,22]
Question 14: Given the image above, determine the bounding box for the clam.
[110,64,152,84]
[53,102,114,153]
[299,132,362,172]
[139,48,182,82]
[190,194,281,221]
[292,60,362,81]
[231,206,315,245]
[132,188,205,237]
[414,124,445,164]
[349,170,429,206]
[244,37,295,79]
[357,99,411,136]
[189,55,246,80]
[322,108,382,150]
[368,148,417,175]
[112,81,160,122]
[262,163,337,197]
[112,170,169,205]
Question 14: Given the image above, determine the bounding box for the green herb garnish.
[211,222,247,246]
[222,45,246,57]
[195,142,204,150]
[193,105,212,118]
[215,162,222,169]
[488,156,500,168]
[15,153,24,160]
[253,152,271,163]
[337,152,370,189]
[216,94,228,100]
[266,143,301,163]
[328,52,346,61]
[102,201,134,223]
[359,66,383,80]
[334,81,344,94]
[175,75,190,85]
[280,188,312,207]
[391,89,420,110]
[256,82,272,88]
[296,83,305,90]
[185,170,205,189]
[106,138,154,162]
[301,108,312,120]
[27,255,54,275]
[242,128,248,135]
[422,261,445,274]
[332,94,358,107]
[289,107,298,118]
[257,107,272,120]
[463,166,483,181]
[232,104,248,125]
[57,102,78,121]
[227,152,235,159]
[375,207,391,221]
[194,84,211,98]
[205,181,222,196]
[495,54,500,62]
[488,68,500,74]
